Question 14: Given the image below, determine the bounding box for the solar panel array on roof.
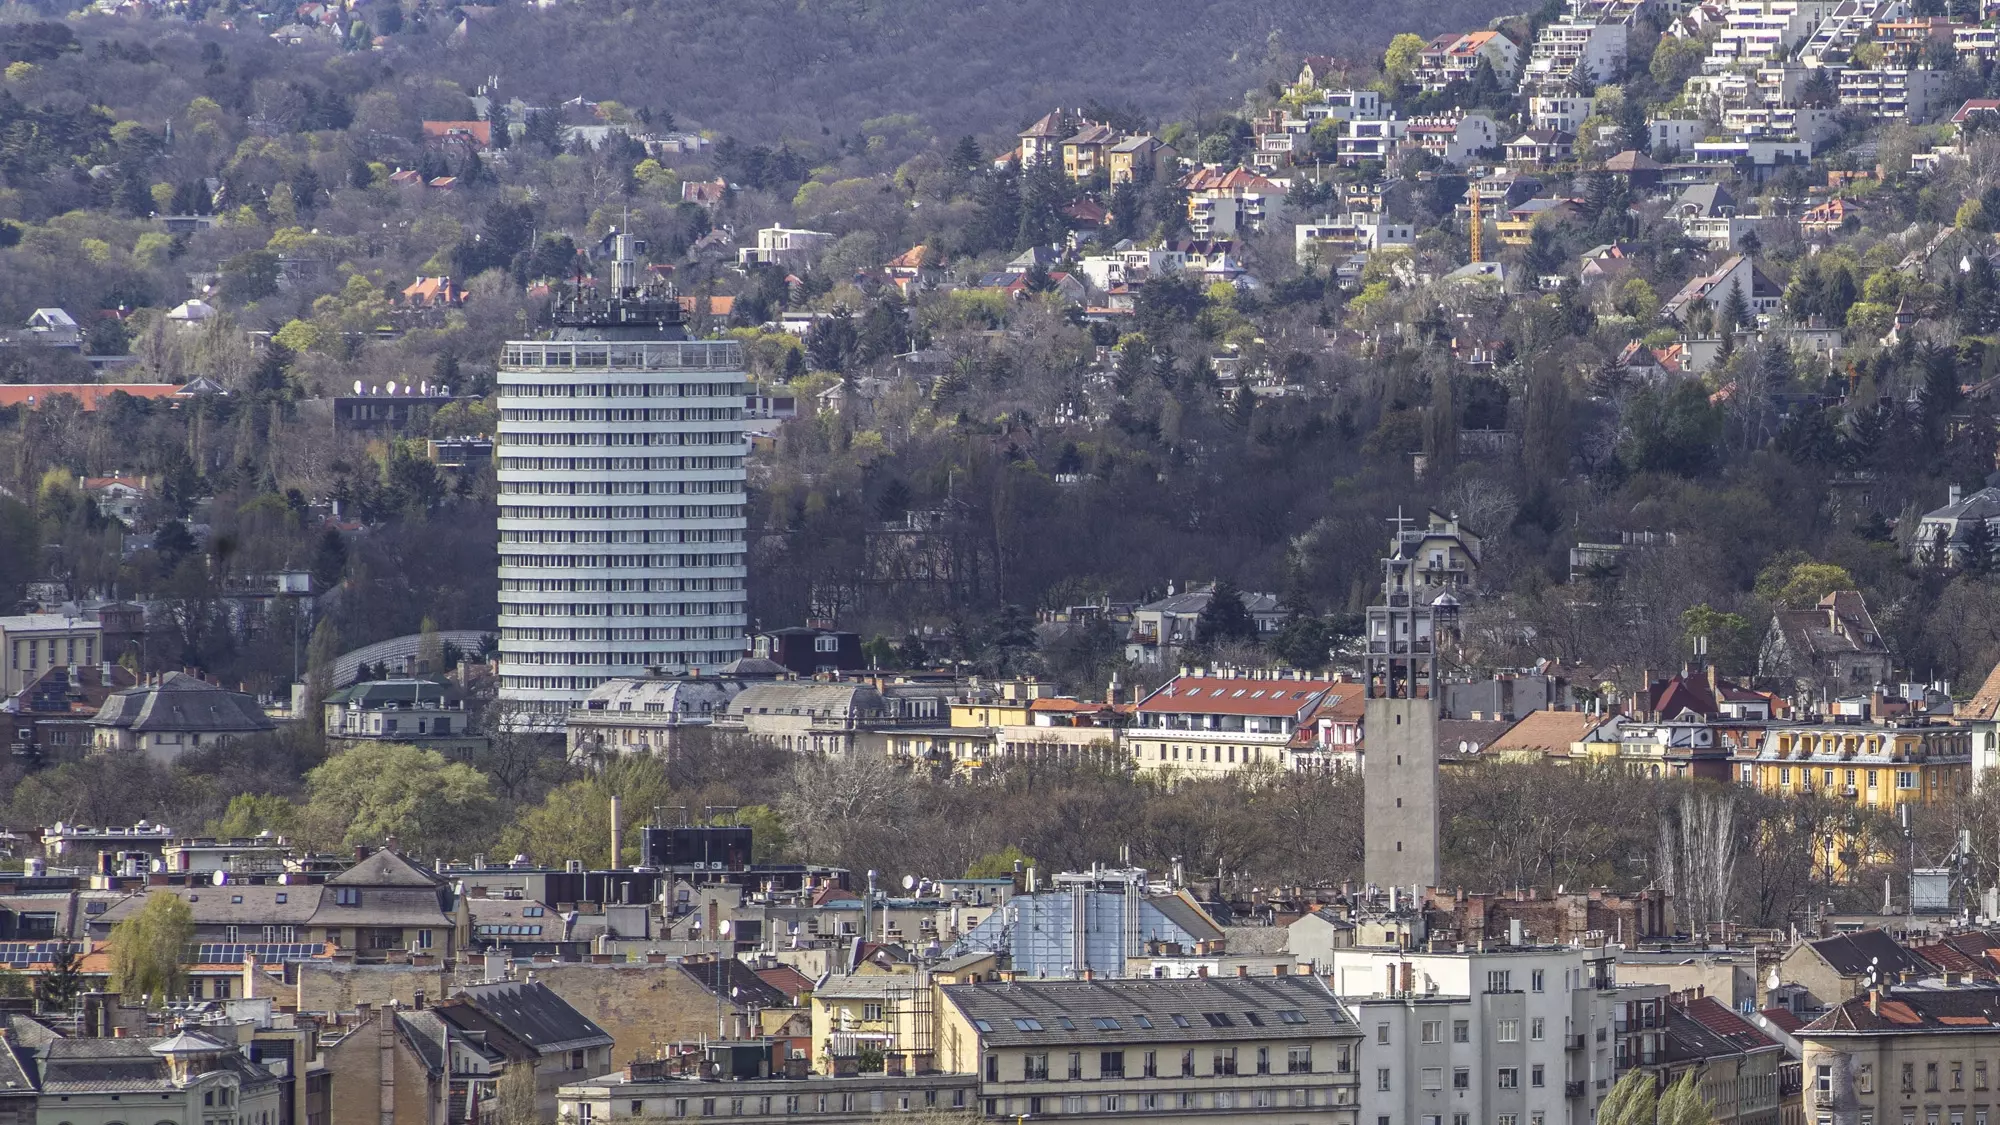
[0,941,77,965]
[193,943,327,963]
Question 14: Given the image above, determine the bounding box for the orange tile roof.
[421,120,492,147]
[1489,710,1605,755]
[1879,1000,1922,1025]
[0,384,182,410]
[1310,688,1367,722]
[677,295,736,317]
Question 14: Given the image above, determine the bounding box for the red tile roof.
[1680,995,1779,1051]
[1759,1008,1804,1033]
[1139,675,1332,717]
[753,964,815,1001]
[421,120,492,147]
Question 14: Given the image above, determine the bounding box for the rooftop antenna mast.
[1468,184,1483,264]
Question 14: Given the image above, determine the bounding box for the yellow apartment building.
[1731,724,1972,809]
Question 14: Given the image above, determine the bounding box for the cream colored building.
[1800,984,2000,1125]
[810,974,935,1075]
[0,613,103,698]
[1128,670,1340,776]
[936,974,1362,1124]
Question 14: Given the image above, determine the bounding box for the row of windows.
[1381,1063,1548,1091]
[987,1046,1320,1083]
[497,456,745,472]
[501,407,743,421]
[501,577,744,593]
[1390,1012,1547,1047]
[1403,1112,1546,1125]
[985,1087,1328,1116]
[499,506,745,521]
[502,648,743,667]
[1842,1109,1998,1125]
[504,660,740,688]
[1136,742,1274,765]
[499,603,745,619]
[1838,1060,2000,1095]
[12,636,94,671]
[499,431,745,448]
[501,479,743,496]
[501,528,743,545]
[502,626,740,641]
[1765,766,1920,789]
[498,553,748,569]
[577,1086,969,1121]
[496,340,740,373]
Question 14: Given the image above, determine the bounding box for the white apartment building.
[1838,66,1950,122]
[496,231,749,718]
[1303,89,1386,126]
[1650,117,1710,153]
[1408,114,1501,165]
[1338,118,1409,165]
[1704,0,1836,72]
[1799,0,1908,67]
[1519,20,1627,94]
[1331,945,1669,1125]
[1296,214,1416,266]
[1528,96,1597,135]
[738,226,835,267]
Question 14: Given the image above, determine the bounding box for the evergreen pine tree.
[973,168,1022,254]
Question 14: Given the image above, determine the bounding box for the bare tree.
[1656,791,1736,938]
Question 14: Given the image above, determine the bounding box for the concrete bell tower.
[1363,511,1441,892]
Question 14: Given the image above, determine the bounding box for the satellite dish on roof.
[1767,967,1780,991]
[213,871,228,886]
[718,919,732,936]
[902,875,916,891]
[353,379,364,395]
[386,380,398,394]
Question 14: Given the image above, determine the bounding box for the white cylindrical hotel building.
[495,235,749,717]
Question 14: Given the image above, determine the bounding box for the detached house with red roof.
[1180,167,1287,237]
[1414,30,1522,90]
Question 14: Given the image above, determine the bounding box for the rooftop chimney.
[609,795,623,867]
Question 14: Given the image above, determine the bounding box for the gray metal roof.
[455,980,615,1054]
[89,672,274,734]
[1925,485,2000,523]
[322,678,463,708]
[941,975,1354,1049]
[38,1034,277,1094]
[726,683,885,719]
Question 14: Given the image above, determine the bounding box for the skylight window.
[1134,1015,1153,1029]
[972,1020,992,1032]
[1092,1017,1121,1030]
[1013,1018,1043,1031]
[1171,1014,1191,1028]
[1057,1017,1076,1030]
[1278,1010,1307,1025]
[1203,1012,1235,1028]
[1243,1012,1265,1027]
